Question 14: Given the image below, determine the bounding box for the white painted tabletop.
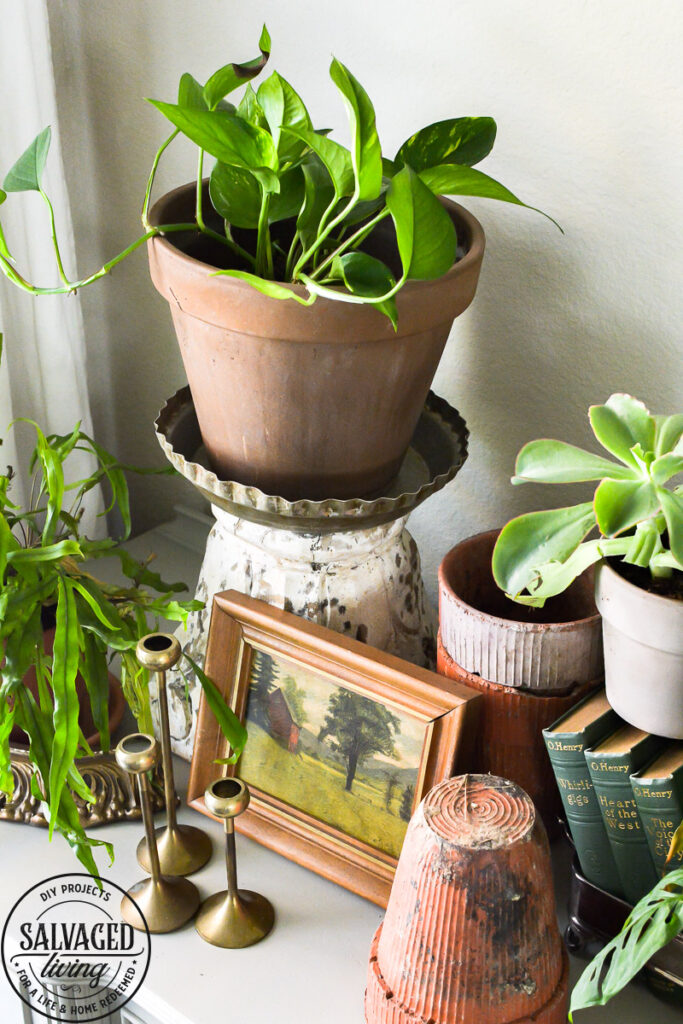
[0,757,679,1024]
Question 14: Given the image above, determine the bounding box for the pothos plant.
[0,339,246,874]
[570,823,683,1016]
[492,394,683,606]
[0,27,558,327]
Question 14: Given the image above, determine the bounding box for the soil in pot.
[609,557,683,601]
[148,183,485,501]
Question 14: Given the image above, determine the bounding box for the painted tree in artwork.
[400,784,414,823]
[319,689,401,792]
[282,675,308,725]
[249,650,279,728]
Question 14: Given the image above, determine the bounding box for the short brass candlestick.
[115,734,200,933]
[136,633,212,876]
[196,777,275,948]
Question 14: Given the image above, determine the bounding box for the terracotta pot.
[10,628,125,749]
[148,183,485,501]
[439,529,603,691]
[595,560,683,739]
[365,774,568,1024]
[437,635,598,835]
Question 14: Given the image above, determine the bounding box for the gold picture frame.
[188,591,481,907]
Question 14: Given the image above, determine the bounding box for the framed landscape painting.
[188,591,481,907]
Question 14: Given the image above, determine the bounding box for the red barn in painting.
[266,688,300,753]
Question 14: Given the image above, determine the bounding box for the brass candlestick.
[136,633,212,876]
[115,734,200,933]
[195,777,275,948]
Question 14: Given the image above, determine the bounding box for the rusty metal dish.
[155,386,468,533]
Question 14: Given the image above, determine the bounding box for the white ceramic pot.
[595,560,683,738]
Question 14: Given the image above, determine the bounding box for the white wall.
[43,0,682,601]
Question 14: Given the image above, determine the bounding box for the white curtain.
[0,0,101,531]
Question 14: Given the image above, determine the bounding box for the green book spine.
[543,711,621,895]
[585,736,662,904]
[631,769,683,876]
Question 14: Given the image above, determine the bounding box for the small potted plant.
[0,348,246,874]
[0,28,559,500]
[492,393,683,738]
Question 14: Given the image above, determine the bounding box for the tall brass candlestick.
[115,734,199,933]
[136,633,212,876]
[195,777,275,948]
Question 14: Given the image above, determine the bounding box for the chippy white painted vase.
[167,506,436,759]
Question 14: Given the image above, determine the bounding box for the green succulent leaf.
[651,453,683,486]
[658,487,683,566]
[569,869,683,1018]
[257,71,312,162]
[386,164,457,280]
[284,127,354,198]
[148,102,278,173]
[332,251,398,328]
[654,413,683,458]
[396,116,497,171]
[590,395,656,469]
[202,25,271,110]
[594,478,660,536]
[492,502,597,598]
[512,439,635,485]
[329,58,382,201]
[3,126,51,193]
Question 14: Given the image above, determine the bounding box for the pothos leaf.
[212,269,316,305]
[0,188,11,261]
[386,164,456,280]
[329,58,382,201]
[396,116,497,171]
[202,25,271,110]
[3,126,52,193]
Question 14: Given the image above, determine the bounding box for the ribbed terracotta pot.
[439,529,603,690]
[437,637,597,834]
[148,183,485,501]
[365,774,568,1024]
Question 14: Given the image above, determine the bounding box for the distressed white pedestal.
[167,506,436,759]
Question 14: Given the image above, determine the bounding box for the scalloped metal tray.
[155,386,468,533]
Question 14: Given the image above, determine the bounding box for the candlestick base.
[122,875,200,933]
[195,889,274,948]
[137,822,212,877]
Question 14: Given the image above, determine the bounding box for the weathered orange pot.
[437,529,602,834]
[365,774,568,1024]
[437,637,597,835]
[148,183,485,500]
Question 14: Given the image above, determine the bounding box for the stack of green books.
[544,690,683,904]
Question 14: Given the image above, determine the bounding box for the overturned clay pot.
[365,774,568,1024]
